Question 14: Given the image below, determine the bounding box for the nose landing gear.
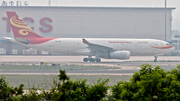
[154,56,158,62]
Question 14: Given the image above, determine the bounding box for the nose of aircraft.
[171,45,175,51]
[167,44,175,52]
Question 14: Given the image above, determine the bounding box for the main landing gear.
[154,56,158,62]
[83,56,101,62]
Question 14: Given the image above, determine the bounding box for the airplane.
[5,11,174,62]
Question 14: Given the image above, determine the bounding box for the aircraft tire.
[83,58,89,62]
[89,58,95,62]
[96,59,101,62]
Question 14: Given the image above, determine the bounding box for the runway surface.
[0,56,179,62]
[0,56,179,75]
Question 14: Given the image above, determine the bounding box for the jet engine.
[100,51,130,60]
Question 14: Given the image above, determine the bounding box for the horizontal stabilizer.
[4,37,12,40]
[14,37,30,44]
[3,37,16,42]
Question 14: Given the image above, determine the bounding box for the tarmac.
[0,56,179,63]
[0,56,179,75]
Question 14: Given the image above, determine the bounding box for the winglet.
[82,38,89,43]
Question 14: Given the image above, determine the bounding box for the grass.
[3,75,132,89]
[0,64,121,71]
[0,63,130,89]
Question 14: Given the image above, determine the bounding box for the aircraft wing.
[82,38,114,52]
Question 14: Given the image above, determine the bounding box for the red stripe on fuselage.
[151,45,173,49]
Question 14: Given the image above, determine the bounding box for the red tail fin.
[6,11,43,38]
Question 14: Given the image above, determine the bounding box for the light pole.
[49,0,51,6]
[165,0,166,41]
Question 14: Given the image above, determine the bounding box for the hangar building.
[0,6,175,55]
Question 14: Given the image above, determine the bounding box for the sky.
[1,0,180,19]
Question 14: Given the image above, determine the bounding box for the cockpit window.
[166,43,170,45]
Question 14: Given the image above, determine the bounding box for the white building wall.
[0,6,175,41]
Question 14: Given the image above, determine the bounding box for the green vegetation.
[4,75,132,89]
[111,64,180,100]
[1,64,180,100]
[0,76,24,100]
[0,70,109,101]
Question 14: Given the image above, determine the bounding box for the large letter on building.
[39,17,52,33]
[2,17,11,32]
[23,17,34,30]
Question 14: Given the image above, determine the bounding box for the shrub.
[111,63,180,101]
[0,76,24,100]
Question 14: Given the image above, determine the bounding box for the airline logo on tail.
[6,11,43,38]
[6,11,56,45]
[10,15,33,36]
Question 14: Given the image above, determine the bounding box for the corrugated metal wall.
[0,6,175,54]
[0,6,174,40]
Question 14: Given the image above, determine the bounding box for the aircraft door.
[157,41,162,47]
[152,41,162,54]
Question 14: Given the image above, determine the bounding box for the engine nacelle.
[100,51,130,60]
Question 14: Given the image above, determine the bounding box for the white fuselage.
[26,38,174,57]
[6,11,174,61]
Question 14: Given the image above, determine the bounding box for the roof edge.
[0,6,176,10]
